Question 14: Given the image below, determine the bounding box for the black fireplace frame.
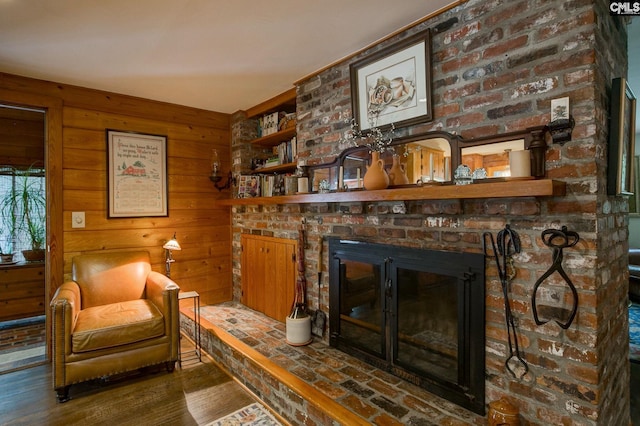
[328,238,486,414]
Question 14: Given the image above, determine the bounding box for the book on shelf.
[252,136,297,171]
[264,157,280,168]
[257,174,285,197]
[237,175,260,198]
[258,111,295,138]
[261,112,280,136]
[274,136,297,165]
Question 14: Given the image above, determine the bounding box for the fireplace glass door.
[329,239,486,415]
[337,258,384,358]
[394,268,459,383]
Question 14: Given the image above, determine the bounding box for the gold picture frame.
[608,77,636,196]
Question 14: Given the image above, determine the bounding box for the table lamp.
[162,232,181,278]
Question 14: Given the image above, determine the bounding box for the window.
[0,166,46,262]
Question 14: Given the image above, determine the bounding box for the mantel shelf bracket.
[547,116,575,145]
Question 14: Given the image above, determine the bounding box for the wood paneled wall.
[0,73,232,305]
[0,106,44,168]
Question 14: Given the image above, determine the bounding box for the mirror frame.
[307,131,462,190]
[306,125,549,190]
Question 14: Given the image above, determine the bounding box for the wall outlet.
[71,211,85,228]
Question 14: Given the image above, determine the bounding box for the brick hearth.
[180,304,485,425]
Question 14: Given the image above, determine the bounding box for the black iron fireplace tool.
[483,224,528,379]
[531,226,579,329]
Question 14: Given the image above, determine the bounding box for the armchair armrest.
[146,271,180,309]
[50,281,81,351]
[50,281,81,390]
[146,271,180,339]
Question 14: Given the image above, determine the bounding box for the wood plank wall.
[0,73,232,305]
[0,107,45,168]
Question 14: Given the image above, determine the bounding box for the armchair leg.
[55,386,70,403]
[166,361,176,373]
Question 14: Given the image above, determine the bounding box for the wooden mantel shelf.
[219,178,565,206]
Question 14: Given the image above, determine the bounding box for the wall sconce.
[162,232,181,278]
[548,97,575,145]
[209,148,235,191]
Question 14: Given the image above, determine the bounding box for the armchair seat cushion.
[73,299,165,353]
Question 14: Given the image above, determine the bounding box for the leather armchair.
[50,251,180,402]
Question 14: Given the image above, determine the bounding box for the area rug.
[630,303,640,363]
[206,402,282,426]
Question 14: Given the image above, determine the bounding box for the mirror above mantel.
[461,139,525,179]
[307,126,548,191]
[309,131,461,191]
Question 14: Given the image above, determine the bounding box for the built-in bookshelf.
[240,88,299,196]
[245,88,298,176]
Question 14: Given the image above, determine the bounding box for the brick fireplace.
[230,1,630,424]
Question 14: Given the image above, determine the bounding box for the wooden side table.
[178,290,201,364]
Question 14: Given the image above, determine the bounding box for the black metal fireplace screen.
[328,239,486,415]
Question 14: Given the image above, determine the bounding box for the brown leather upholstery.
[50,251,180,402]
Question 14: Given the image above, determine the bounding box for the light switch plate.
[72,211,85,228]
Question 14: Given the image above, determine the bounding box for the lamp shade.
[163,236,181,251]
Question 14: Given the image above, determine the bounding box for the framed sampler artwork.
[106,129,168,218]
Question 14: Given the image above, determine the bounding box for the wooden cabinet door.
[0,263,45,321]
[241,235,296,322]
[241,235,266,314]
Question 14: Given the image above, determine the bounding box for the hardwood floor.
[1,332,638,424]
[0,341,260,426]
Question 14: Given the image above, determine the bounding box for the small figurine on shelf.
[454,165,473,185]
[472,168,487,180]
[250,157,265,171]
[318,179,330,194]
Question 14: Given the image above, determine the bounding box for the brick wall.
[230,0,630,423]
[0,317,46,352]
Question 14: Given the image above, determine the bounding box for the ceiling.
[0,0,457,114]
